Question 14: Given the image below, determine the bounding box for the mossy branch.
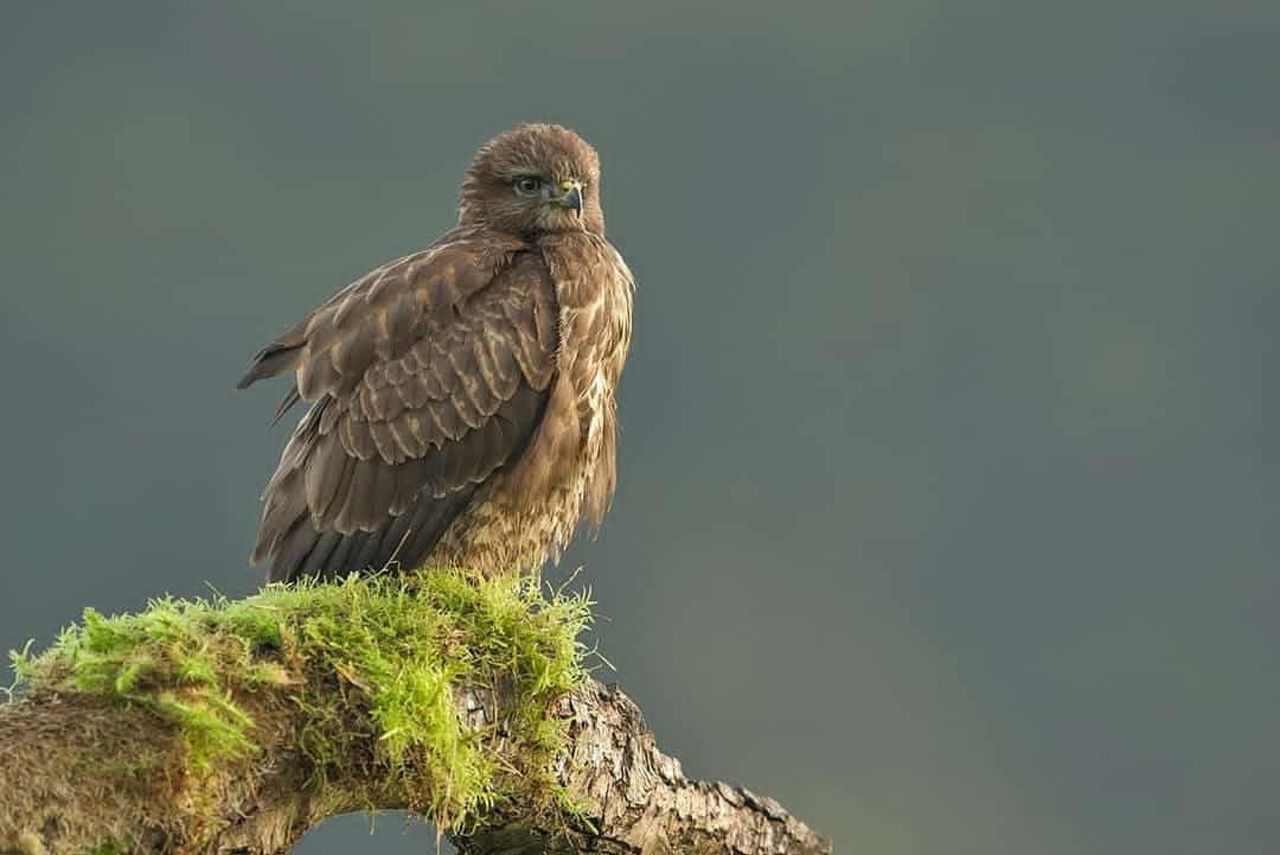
[0,573,829,854]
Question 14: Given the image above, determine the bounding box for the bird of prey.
[237,124,633,583]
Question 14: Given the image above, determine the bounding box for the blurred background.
[2,2,1278,853]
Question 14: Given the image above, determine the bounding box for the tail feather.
[262,485,478,583]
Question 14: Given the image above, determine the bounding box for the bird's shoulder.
[289,227,555,401]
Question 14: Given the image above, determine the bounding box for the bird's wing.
[239,232,559,581]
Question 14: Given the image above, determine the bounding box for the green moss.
[11,571,593,832]
[89,840,127,855]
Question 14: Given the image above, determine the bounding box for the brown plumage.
[238,124,633,582]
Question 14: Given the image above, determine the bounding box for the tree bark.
[0,679,830,854]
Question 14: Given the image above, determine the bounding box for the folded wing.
[239,231,559,581]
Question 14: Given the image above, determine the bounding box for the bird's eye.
[513,176,542,195]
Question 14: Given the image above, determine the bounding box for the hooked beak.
[554,179,584,216]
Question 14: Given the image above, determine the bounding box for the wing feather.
[243,230,558,582]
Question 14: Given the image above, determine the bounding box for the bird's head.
[459,123,605,236]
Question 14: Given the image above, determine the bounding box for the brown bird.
[237,124,634,582]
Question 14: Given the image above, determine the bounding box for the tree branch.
[0,576,829,854]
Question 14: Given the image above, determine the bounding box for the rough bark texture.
[0,679,829,855]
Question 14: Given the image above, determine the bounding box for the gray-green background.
[3,2,1277,853]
